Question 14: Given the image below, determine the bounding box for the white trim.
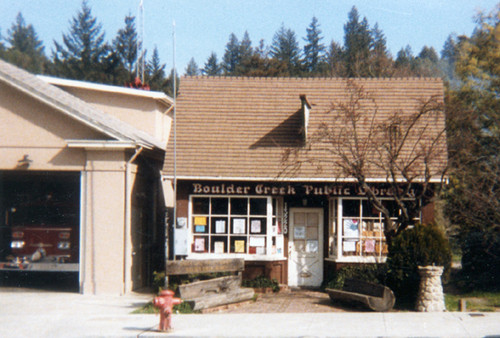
[162,174,446,184]
[66,140,139,150]
[38,75,173,105]
[185,254,286,262]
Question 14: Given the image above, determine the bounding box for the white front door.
[288,208,323,287]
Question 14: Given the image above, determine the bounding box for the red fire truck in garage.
[0,172,79,272]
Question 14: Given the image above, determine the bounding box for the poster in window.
[256,247,266,255]
[277,236,284,254]
[249,236,265,247]
[195,225,206,233]
[215,220,226,234]
[343,240,356,252]
[234,240,245,253]
[344,219,359,238]
[251,220,261,233]
[233,218,246,234]
[306,240,319,253]
[294,226,306,239]
[364,239,375,253]
[214,241,224,254]
[194,216,207,226]
[194,237,205,252]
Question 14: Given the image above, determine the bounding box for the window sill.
[187,253,286,261]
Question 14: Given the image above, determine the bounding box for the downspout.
[124,146,143,295]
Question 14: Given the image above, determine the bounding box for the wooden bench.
[326,278,395,312]
[166,258,255,311]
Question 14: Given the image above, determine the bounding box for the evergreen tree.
[202,52,221,75]
[343,6,372,77]
[394,45,417,76]
[441,34,459,64]
[270,24,302,76]
[303,16,325,74]
[418,46,439,63]
[113,14,137,76]
[146,46,167,91]
[237,31,254,75]
[222,33,240,75]
[53,0,111,82]
[185,57,200,76]
[369,23,393,77]
[3,12,47,73]
[326,40,345,76]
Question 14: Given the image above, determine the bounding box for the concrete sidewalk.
[0,291,499,337]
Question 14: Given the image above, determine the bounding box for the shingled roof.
[164,76,447,182]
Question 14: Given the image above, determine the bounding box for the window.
[190,196,284,258]
[330,198,420,262]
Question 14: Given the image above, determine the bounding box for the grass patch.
[445,291,500,312]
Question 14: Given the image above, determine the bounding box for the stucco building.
[0,59,172,294]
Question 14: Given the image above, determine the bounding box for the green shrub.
[242,275,280,292]
[324,264,388,290]
[387,223,452,307]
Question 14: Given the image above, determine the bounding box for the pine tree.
[202,52,221,75]
[3,12,47,73]
[441,34,459,64]
[185,57,200,76]
[418,46,438,63]
[237,31,254,75]
[53,0,110,82]
[394,45,417,76]
[368,23,393,77]
[146,46,167,91]
[222,33,240,75]
[326,40,345,76]
[113,14,137,76]
[270,24,302,76]
[343,6,372,77]
[303,17,325,74]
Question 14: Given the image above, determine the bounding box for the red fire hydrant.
[153,290,182,331]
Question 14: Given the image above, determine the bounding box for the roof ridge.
[182,75,442,82]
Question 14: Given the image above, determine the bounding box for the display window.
[329,198,420,262]
[189,196,284,259]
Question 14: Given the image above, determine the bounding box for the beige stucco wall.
[80,150,132,294]
[0,82,150,295]
[53,86,172,147]
[0,82,100,170]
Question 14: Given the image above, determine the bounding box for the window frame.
[188,195,285,261]
[329,197,421,263]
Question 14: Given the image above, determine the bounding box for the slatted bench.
[326,278,395,312]
[166,258,255,311]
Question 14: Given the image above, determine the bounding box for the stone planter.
[416,265,445,312]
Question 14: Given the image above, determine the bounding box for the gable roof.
[164,76,447,182]
[0,59,165,150]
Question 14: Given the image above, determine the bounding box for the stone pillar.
[416,266,445,312]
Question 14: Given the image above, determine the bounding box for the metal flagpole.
[166,19,177,289]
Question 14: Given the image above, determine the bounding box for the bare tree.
[282,80,447,243]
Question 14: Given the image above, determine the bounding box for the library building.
[163,76,447,288]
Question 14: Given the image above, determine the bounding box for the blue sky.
[0,0,498,75]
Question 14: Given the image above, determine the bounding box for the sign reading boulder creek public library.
[191,182,416,198]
